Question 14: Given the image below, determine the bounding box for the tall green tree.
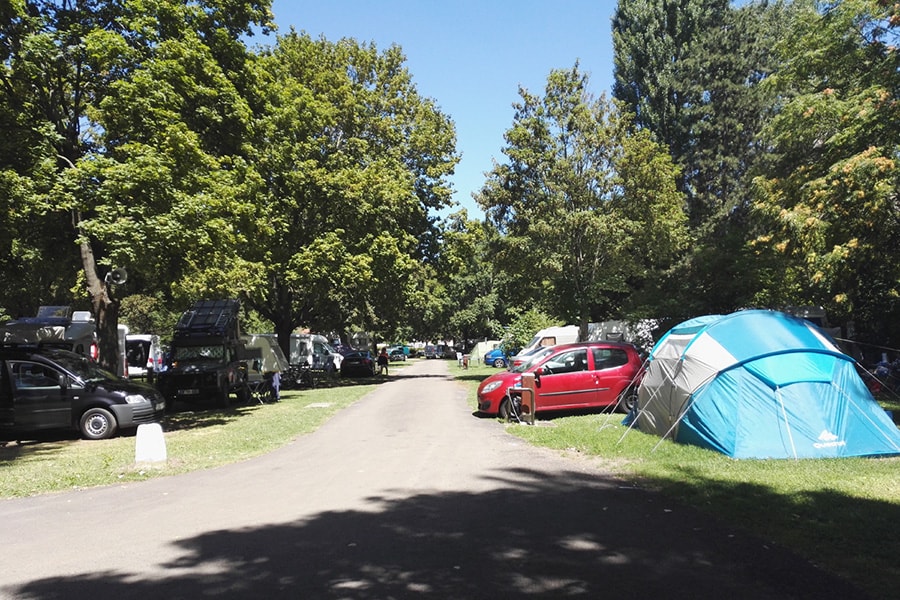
[0,0,273,370]
[612,0,721,187]
[751,0,900,344]
[477,64,688,339]
[612,0,791,319]
[239,32,458,353]
[613,0,783,221]
[435,209,500,347]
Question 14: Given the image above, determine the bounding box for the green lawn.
[0,380,377,498]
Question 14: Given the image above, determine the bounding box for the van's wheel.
[80,408,117,440]
[617,387,638,414]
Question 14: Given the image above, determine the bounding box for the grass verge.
[457,362,900,600]
[0,382,375,498]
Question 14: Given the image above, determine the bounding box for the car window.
[591,348,629,371]
[126,342,148,367]
[542,349,588,375]
[9,361,61,389]
[41,353,115,382]
[512,347,554,373]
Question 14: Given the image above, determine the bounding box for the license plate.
[178,388,200,395]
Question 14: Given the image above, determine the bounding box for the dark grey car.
[0,347,165,440]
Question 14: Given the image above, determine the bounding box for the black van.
[0,347,166,440]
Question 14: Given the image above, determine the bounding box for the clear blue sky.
[265,0,617,219]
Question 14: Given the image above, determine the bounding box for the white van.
[512,325,580,363]
[290,333,342,371]
[125,334,163,379]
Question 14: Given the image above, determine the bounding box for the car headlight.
[481,380,503,393]
[125,394,149,404]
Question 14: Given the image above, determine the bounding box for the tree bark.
[80,238,119,374]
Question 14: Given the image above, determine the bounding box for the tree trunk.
[266,276,300,362]
[274,317,294,364]
[81,239,120,374]
[579,311,590,343]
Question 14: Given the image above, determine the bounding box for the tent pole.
[776,386,799,460]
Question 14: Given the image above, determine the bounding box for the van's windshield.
[51,353,118,382]
[521,334,558,355]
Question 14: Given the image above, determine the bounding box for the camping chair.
[247,377,273,404]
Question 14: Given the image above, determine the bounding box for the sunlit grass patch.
[0,384,374,498]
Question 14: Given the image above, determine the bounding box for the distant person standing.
[377,348,389,375]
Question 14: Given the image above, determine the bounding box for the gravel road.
[0,359,871,599]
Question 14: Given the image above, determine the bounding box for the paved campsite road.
[0,359,870,599]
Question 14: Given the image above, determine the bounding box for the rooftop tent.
[633,310,900,459]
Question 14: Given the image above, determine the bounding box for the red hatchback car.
[476,342,644,419]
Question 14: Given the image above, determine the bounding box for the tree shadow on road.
[8,468,878,600]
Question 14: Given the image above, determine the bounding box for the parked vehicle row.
[388,345,408,361]
[423,343,458,359]
[476,341,644,419]
[0,298,428,439]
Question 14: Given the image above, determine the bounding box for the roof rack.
[174,300,241,338]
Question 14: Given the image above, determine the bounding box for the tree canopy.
[0,0,274,369]
[477,64,688,340]
[0,0,898,360]
[0,2,458,363]
[750,0,900,344]
[238,32,458,353]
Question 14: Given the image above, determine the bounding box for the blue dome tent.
[633,310,900,459]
